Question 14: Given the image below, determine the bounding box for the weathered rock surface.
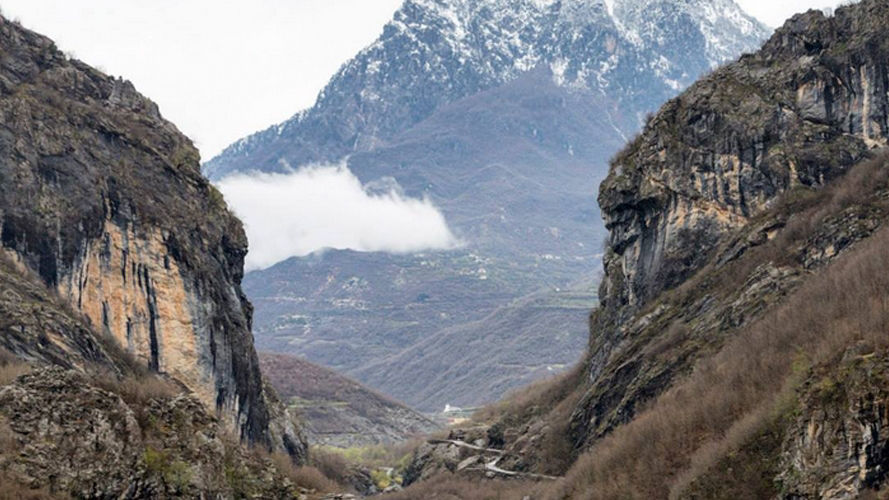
[551,0,889,464]
[454,2,889,497]
[599,1,889,310]
[0,252,122,372]
[780,350,889,498]
[0,367,300,498]
[0,15,303,456]
[403,427,495,486]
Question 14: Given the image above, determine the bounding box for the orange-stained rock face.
[57,220,213,407]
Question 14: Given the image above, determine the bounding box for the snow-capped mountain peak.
[204,0,769,180]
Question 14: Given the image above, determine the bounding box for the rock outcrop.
[555,0,889,454]
[0,367,302,498]
[566,0,889,449]
[599,1,889,310]
[780,350,889,498]
[0,15,304,457]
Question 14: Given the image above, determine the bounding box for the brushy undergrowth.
[550,155,889,499]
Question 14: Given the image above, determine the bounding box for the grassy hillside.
[259,353,439,448]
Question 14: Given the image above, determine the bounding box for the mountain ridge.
[204,0,767,180]
[259,352,439,448]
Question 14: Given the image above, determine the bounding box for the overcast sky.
[0,0,847,161]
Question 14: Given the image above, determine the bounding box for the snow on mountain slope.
[203,0,768,180]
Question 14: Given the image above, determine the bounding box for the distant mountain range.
[205,0,769,411]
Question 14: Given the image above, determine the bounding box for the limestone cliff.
[0,16,302,456]
[599,0,889,311]
[573,0,889,449]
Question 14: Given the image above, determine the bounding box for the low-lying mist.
[216,163,459,271]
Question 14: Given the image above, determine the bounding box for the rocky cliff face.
[578,0,889,448]
[599,1,889,311]
[0,16,302,456]
[559,0,889,493]
[780,350,889,498]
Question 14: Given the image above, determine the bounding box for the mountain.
[259,353,439,448]
[0,15,332,497]
[208,0,769,412]
[204,0,767,180]
[397,1,889,497]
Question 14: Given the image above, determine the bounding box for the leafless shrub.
[0,348,30,386]
[553,219,889,499]
[385,471,544,500]
[309,446,353,487]
[288,465,342,494]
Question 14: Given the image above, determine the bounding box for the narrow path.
[426,439,560,481]
[427,439,504,454]
[484,456,559,481]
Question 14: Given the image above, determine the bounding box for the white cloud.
[216,164,460,270]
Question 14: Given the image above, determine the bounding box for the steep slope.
[219,0,767,411]
[570,0,889,447]
[395,1,889,497]
[0,362,311,498]
[0,16,302,458]
[260,353,439,447]
[352,282,595,410]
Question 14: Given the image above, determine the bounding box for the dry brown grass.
[549,164,889,499]
[859,488,889,500]
[772,152,889,260]
[0,413,55,499]
[472,362,586,425]
[0,415,19,459]
[289,465,343,494]
[0,348,30,386]
[309,446,354,487]
[471,361,587,475]
[90,369,181,431]
[262,450,342,494]
[386,471,544,500]
[90,366,180,408]
[0,472,57,500]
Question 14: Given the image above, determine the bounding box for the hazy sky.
[0,0,846,161]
